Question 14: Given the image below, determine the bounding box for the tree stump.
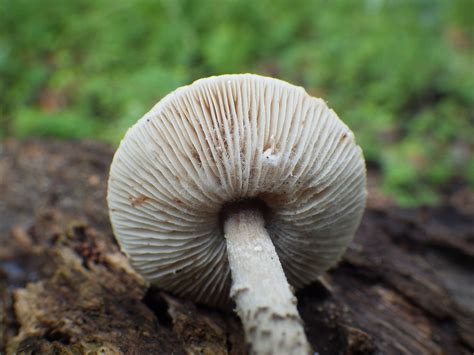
[0,139,473,354]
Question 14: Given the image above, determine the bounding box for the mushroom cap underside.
[107,74,367,306]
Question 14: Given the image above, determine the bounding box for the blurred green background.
[1,0,473,206]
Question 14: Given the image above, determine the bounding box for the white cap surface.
[107,74,366,306]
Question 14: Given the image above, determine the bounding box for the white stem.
[224,208,311,355]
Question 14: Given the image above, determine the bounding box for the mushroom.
[107,74,366,354]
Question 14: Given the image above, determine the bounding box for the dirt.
[0,138,473,354]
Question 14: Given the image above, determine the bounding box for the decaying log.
[0,139,473,354]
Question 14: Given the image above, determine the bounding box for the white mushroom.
[107,74,367,354]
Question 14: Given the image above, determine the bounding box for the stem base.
[224,208,311,354]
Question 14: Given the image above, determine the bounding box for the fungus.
[107,74,366,354]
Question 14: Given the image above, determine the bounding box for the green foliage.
[1,0,473,206]
[12,109,99,139]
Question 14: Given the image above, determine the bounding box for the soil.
[0,138,473,354]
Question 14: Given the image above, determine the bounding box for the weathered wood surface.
[0,139,473,354]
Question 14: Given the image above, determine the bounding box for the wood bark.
[0,139,473,354]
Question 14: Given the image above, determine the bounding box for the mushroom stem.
[224,208,312,355]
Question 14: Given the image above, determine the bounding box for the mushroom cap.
[107,74,366,306]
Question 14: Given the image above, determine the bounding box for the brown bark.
[0,139,473,354]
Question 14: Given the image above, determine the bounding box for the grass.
[1,0,473,206]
